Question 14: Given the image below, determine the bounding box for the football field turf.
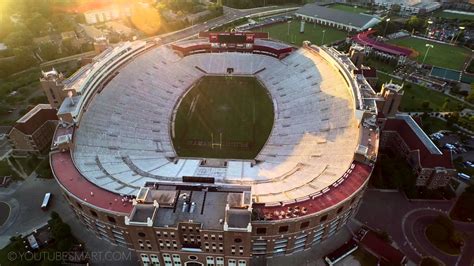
[172,76,274,159]
[263,20,348,46]
[387,37,470,70]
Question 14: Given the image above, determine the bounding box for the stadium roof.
[296,4,381,30]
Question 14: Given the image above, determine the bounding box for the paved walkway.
[0,175,56,248]
[356,189,474,265]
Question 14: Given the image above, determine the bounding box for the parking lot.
[429,131,474,180]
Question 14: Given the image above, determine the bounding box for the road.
[357,189,474,266]
[402,208,474,266]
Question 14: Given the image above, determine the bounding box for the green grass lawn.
[263,20,348,46]
[387,37,470,70]
[0,160,20,180]
[433,10,474,21]
[365,57,397,73]
[11,156,42,176]
[420,117,448,134]
[173,76,274,159]
[328,3,371,14]
[377,72,466,112]
[425,223,461,255]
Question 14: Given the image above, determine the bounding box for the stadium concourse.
[49,32,380,264]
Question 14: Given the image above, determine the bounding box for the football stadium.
[50,32,379,266]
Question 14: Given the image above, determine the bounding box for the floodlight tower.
[454,26,466,43]
[383,18,391,36]
[422,44,434,65]
[425,20,433,36]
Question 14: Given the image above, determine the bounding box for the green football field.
[433,10,474,21]
[387,37,471,70]
[172,76,274,159]
[262,20,348,46]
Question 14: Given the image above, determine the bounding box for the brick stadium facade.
[50,33,380,266]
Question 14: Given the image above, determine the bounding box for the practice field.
[387,37,470,70]
[172,76,274,159]
[263,20,347,46]
[433,10,474,21]
[328,3,371,14]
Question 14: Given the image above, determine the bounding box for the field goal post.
[211,132,223,149]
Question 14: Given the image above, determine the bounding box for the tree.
[446,112,460,127]
[421,101,430,109]
[50,218,71,240]
[405,16,426,33]
[435,214,454,234]
[12,47,37,70]
[25,13,49,37]
[3,30,33,48]
[466,83,474,104]
[131,4,163,36]
[38,42,59,61]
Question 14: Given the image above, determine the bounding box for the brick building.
[40,69,66,109]
[8,104,58,156]
[377,82,456,189]
[380,115,456,189]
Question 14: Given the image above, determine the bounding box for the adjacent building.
[8,104,58,156]
[351,30,412,65]
[378,83,456,189]
[80,3,132,25]
[373,0,441,15]
[296,4,381,32]
[40,69,66,109]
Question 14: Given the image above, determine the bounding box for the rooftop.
[352,30,413,56]
[296,4,380,29]
[13,104,58,135]
[383,114,454,169]
[17,104,54,123]
[357,229,406,265]
[51,151,134,214]
[130,183,251,230]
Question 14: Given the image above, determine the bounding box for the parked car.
[458,173,471,181]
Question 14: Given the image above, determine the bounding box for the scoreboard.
[218,34,247,43]
[207,32,269,44]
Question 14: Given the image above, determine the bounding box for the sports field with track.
[172,76,274,159]
[387,37,470,70]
